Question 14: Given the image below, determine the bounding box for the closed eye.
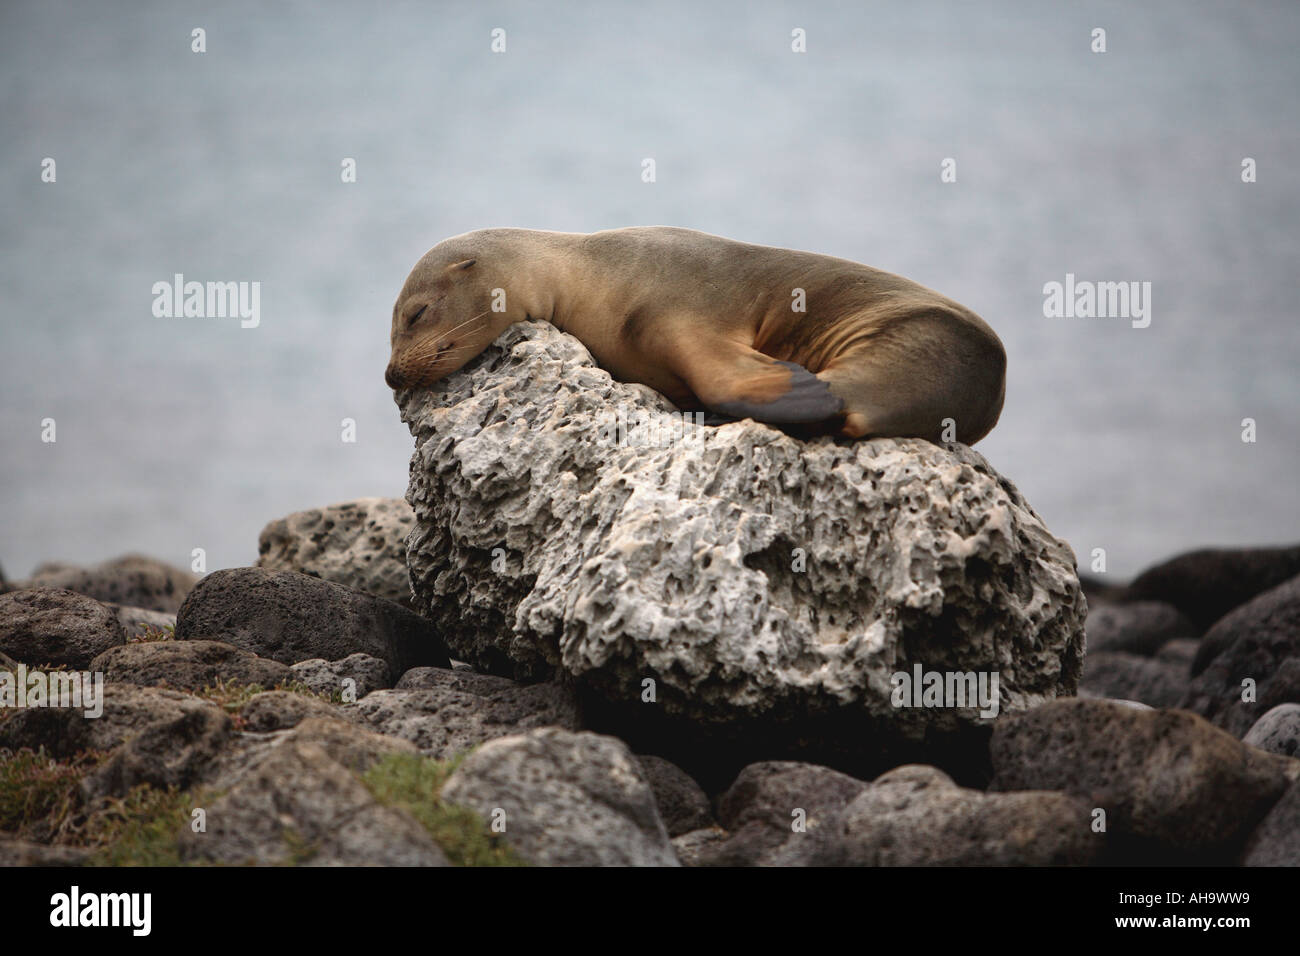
[408,304,428,326]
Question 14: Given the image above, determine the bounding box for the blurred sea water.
[1,0,1298,579]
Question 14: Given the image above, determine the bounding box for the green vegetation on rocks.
[361,752,526,866]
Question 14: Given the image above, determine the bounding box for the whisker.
[439,308,491,339]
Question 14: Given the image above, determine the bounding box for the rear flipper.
[668,340,844,428]
[709,360,844,424]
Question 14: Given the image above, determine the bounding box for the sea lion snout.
[384,361,402,389]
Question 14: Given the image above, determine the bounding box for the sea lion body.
[386,227,1006,444]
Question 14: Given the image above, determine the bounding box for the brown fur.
[386,227,1006,444]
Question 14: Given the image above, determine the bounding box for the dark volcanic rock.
[1085,600,1197,655]
[1241,777,1300,866]
[17,555,199,613]
[1078,573,1128,606]
[174,567,449,682]
[89,640,292,691]
[0,588,125,668]
[1182,574,1300,735]
[1080,651,1189,709]
[82,696,233,800]
[1124,545,1300,633]
[0,684,226,761]
[699,761,868,866]
[636,754,713,837]
[1154,638,1200,669]
[989,698,1289,862]
[790,764,1100,866]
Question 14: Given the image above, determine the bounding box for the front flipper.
[667,337,844,426]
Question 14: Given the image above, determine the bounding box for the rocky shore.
[2,324,1297,866]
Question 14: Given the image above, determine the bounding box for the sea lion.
[385,227,1006,444]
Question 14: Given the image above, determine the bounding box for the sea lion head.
[385,242,514,389]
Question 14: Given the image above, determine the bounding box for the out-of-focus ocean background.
[2,0,1297,579]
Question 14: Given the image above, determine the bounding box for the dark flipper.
[709,360,844,424]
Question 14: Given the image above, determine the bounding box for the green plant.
[361,752,526,866]
[0,748,98,835]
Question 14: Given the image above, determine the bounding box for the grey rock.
[180,719,446,866]
[174,567,449,682]
[396,665,516,693]
[671,826,730,867]
[291,654,392,700]
[16,555,199,613]
[239,690,352,733]
[1182,574,1300,735]
[440,727,678,866]
[82,696,233,800]
[1241,777,1300,866]
[636,754,713,837]
[1079,651,1188,709]
[88,640,292,691]
[1154,638,1200,668]
[1085,601,1197,655]
[1077,573,1128,606]
[1124,544,1300,633]
[989,698,1289,862]
[0,684,223,759]
[257,497,416,608]
[356,669,581,760]
[105,604,176,640]
[0,839,90,867]
[802,764,1099,866]
[0,587,125,668]
[700,760,869,866]
[1243,704,1300,758]
[398,322,1085,772]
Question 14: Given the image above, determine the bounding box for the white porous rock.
[396,323,1085,761]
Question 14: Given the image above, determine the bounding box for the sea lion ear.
[449,258,476,272]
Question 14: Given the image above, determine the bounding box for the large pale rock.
[257,498,416,607]
[396,323,1085,776]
